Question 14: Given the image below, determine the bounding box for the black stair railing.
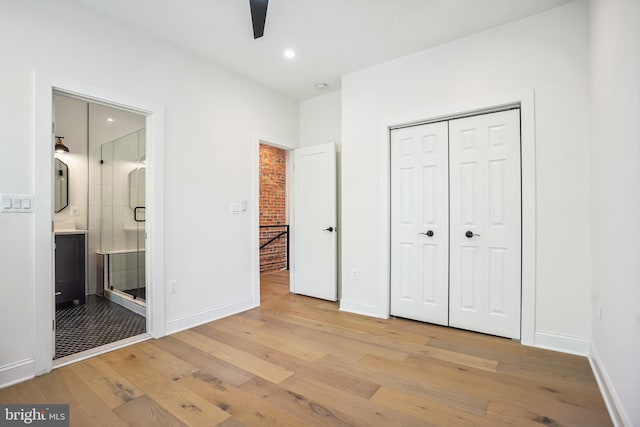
[259,224,289,270]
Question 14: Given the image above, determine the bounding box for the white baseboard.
[166,298,255,335]
[534,331,590,356]
[0,359,35,389]
[589,344,631,427]
[339,298,385,318]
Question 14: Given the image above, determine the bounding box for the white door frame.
[33,72,166,375]
[251,136,296,305]
[381,90,536,346]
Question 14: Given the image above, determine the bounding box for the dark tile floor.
[55,295,146,359]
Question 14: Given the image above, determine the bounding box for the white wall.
[589,1,640,425]
[340,1,592,347]
[0,0,297,385]
[299,91,342,148]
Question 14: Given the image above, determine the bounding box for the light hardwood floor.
[1,271,611,426]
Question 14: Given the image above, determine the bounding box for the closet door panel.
[449,110,521,339]
[391,122,449,325]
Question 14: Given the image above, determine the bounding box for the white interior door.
[391,122,449,325]
[449,109,521,339]
[293,143,337,301]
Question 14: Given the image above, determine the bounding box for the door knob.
[465,231,480,238]
[323,226,335,232]
[419,230,434,237]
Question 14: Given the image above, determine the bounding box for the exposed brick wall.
[259,144,288,272]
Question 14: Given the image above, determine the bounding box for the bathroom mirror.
[54,158,69,213]
[129,166,146,221]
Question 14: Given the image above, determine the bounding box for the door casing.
[381,91,536,346]
[34,72,166,374]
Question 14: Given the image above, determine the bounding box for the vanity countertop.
[54,229,88,235]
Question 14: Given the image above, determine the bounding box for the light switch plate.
[1,195,12,210]
[0,193,34,213]
[230,202,242,214]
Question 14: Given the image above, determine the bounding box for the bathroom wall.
[53,95,88,231]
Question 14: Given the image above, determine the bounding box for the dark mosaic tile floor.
[55,295,146,359]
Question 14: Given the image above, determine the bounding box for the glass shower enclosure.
[99,128,146,310]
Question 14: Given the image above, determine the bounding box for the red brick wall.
[259,144,288,272]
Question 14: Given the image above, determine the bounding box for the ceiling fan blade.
[249,0,268,39]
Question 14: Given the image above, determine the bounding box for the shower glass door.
[101,128,146,302]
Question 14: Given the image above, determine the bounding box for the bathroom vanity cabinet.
[55,232,86,306]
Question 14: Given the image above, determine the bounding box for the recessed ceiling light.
[106,117,115,123]
[284,49,295,59]
[315,83,328,90]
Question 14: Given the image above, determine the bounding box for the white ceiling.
[70,0,573,100]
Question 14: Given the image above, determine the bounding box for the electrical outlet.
[168,280,177,294]
[351,268,359,281]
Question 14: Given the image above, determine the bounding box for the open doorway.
[258,143,291,303]
[52,92,147,362]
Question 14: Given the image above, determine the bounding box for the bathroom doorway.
[52,92,147,362]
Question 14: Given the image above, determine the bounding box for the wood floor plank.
[133,340,200,380]
[35,368,127,427]
[254,305,431,354]
[425,335,529,363]
[421,345,499,372]
[173,329,294,384]
[239,377,355,427]
[178,371,309,427]
[152,335,255,387]
[113,395,187,427]
[245,309,411,363]
[371,386,493,427]
[100,347,230,426]
[486,399,612,427]
[281,374,433,427]
[320,353,489,416]
[206,320,328,362]
[68,357,145,408]
[196,324,382,400]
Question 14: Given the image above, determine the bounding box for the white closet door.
[391,122,449,325]
[449,109,521,339]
